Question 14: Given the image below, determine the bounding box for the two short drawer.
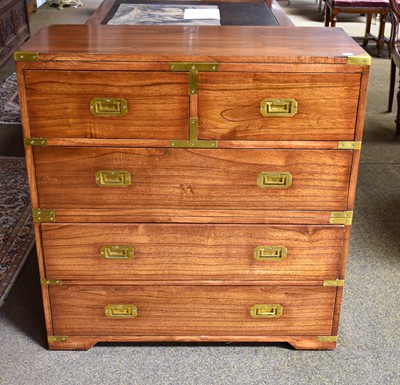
[24,70,361,141]
[49,285,336,336]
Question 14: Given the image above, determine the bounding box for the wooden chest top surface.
[18,25,367,63]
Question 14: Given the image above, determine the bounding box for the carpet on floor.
[0,157,34,307]
[0,73,20,125]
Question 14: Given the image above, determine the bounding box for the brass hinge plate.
[338,141,362,150]
[14,51,39,62]
[40,278,62,285]
[346,53,371,66]
[32,209,56,223]
[24,138,48,147]
[323,279,345,287]
[48,336,68,343]
[169,62,219,94]
[171,118,217,148]
[330,211,353,225]
[317,336,338,343]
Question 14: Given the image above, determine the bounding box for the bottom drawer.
[49,285,336,336]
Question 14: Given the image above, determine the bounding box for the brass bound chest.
[16,25,370,350]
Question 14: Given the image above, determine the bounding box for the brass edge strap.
[169,62,219,72]
[323,280,345,287]
[338,141,362,150]
[24,138,48,147]
[317,336,338,342]
[41,278,62,285]
[48,336,68,343]
[14,52,39,62]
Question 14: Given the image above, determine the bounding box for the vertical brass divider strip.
[169,62,219,148]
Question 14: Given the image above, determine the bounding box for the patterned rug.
[0,157,35,307]
[0,73,21,125]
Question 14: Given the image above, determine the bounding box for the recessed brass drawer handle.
[95,170,131,187]
[254,246,288,261]
[251,304,283,318]
[105,304,137,318]
[257,172,292,188]
[100,245,134,260]
[260,98,297,117]
[90,97,128,116]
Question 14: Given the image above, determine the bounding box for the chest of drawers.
[15,25,370,350]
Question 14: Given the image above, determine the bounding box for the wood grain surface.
[15,22,370,350]
[24,70,189,139]
[198,72,360,141]
[33,147,353,211]
[49,285,336,336]
[41,223,344,281]
[18,25,367,63]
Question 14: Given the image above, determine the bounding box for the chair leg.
[376,12,386,57]
[331,9,338,27]
[396,73,400,136]
[324,5,331,27]
[388,59,396,112]
[363,13,372,46]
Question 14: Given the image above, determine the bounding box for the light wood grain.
[41,223,344,281]
[50,285,336,336]
[33,147,353,211]
[24,70,189,139]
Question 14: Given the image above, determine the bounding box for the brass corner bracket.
[347,53,371,66]
[330,211,353,225]
[32,209,56,223]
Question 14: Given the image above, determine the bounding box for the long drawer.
[41,223,344,281]
[24,70,189,139]
[198,72,361,141]
[33,147,352,211]
[49,285,336,336]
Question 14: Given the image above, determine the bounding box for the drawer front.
[198,72,361,141]
[34,147,352,211]
[24,70,189,139]
[50,285,336,336]
[41,224,344,281]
